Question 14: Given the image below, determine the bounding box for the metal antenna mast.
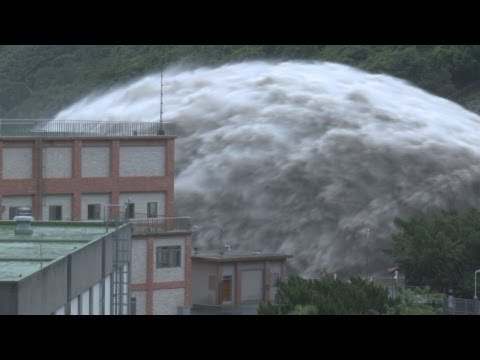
[366,228,370,279]
[160,71,164,127]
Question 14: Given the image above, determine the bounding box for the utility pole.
[365,228,370,279]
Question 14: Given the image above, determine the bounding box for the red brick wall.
[0,136,175,220]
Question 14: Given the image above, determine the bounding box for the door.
[241,270,263,303]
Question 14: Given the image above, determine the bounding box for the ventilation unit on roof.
[14,207,34,235]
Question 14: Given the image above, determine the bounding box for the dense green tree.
[390,209,480,297]
[258,275,391,315]
[386,286,443,315]
[2,45,480,119]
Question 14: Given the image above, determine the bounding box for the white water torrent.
[54,61,480,277]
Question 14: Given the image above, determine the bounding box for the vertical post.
[475,269,478,314]
[393,270,398,299]
[365,228,370,279]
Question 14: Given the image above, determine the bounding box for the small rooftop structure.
[191,247,292,313]
[192,248,293,262]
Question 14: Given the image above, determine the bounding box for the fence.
[0,119,176,137]
[443,296,478,315]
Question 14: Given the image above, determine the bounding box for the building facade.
[0,219,131,315]
[0,120,192,315]
[0,121,175,222]
[130,219,192,315]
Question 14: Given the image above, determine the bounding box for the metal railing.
[0,119,176,137]
[443,296,478,315]
[130,217,191,234]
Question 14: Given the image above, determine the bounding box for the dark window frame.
[87,204,102,220]
[156,246,181,268]
[125,203,135,219]
[49,205,62,220]
[147,202,157,218]
[9,207,19,220]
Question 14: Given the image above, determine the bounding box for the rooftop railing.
[105,211,191,234]
[129,216,192,234]
[0,119,176,137]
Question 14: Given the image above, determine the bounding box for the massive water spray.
[54,61,480,277]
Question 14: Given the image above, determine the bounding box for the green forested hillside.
[2,45,480,118]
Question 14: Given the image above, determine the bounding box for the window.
[125,203,135,219]
[156,246,181,268]
[9,207,19,220]
[88,204,101,220]
[49,205,62,220]
[222,275,232,302]
[147,202,157,218]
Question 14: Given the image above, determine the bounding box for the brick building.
[0,120,192,314]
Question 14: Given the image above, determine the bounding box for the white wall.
[44,147,72,178]
[81,193,110,220]
[70,296,79,315]
[119,145,165,177]
[153,237,185,283]
[119,192,165,217]
[2,147,32,179]
[92,283,100,315]
[132,239,147,284]
[191,261,218,305]
[81,289,90,315]
[104,274,111,315]
[82,147,110,177]
[1,195,33,220]
[54,306,65,315]
[42,194,72,220]
[153,288,184,315]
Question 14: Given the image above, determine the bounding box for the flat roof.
[192,249,292,263]
[0,221,122,282]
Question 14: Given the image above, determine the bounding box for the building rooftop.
[0,221,124,282]
[192,248,292,262]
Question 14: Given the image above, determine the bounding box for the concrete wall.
[80,193,110,220]
[14,224,130,315]
[132,290,146,315]
[82,147,110,177]
[42,194,72,220]
[2,147,32,179]
[153,237,185,282]
[70,239,103,299]
[191,261,218,305]
[132,239,147,284]
[0,283,18,314]
[120,145,165,177]
[1,195,33,220]
[44,147,72,178]
[17,257,68,315]
[153,288,184,315]
[119,192,165,217]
